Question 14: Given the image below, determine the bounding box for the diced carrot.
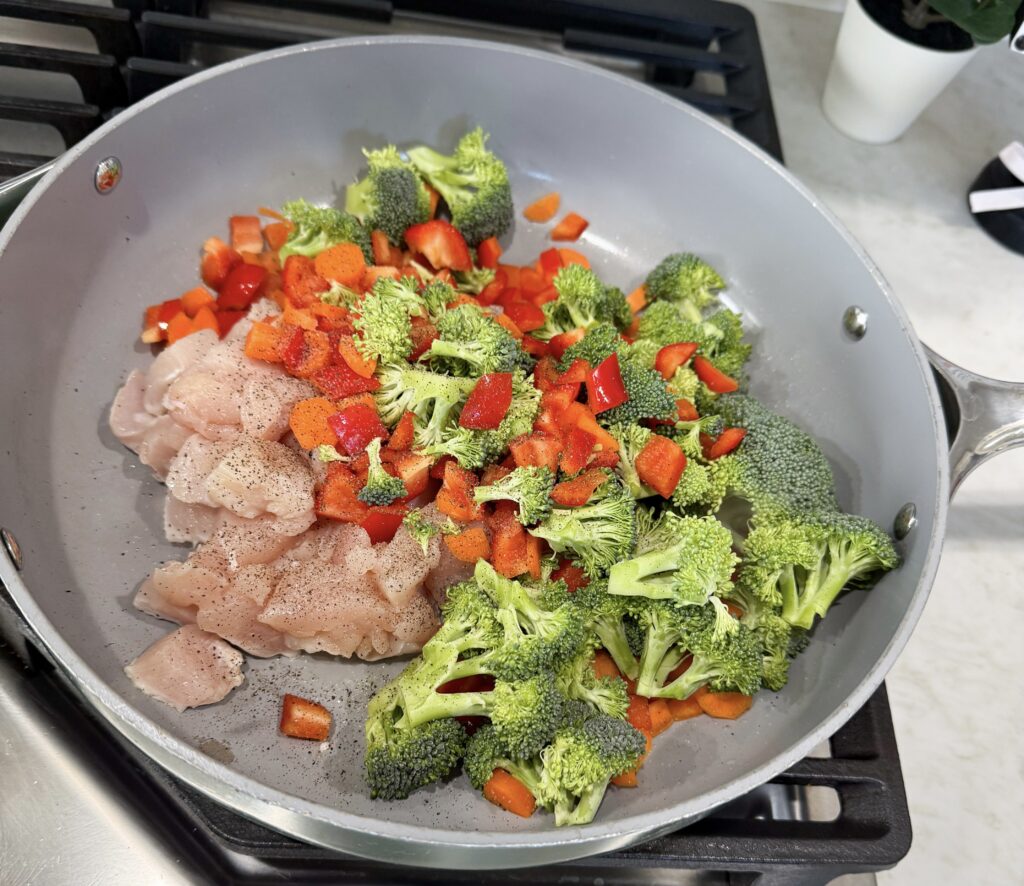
[666,697,704,721]
[550,212,589,242]
[557,247,590,268]
[487,501,530,578]
[635,434,687,499]
[697,691,753,720]
[279,693,332,741]
[509,432,562,472]
[611,769,638,788]
[316,463,369,523]
[289,397,339,449]
[258,206,287,221]
[676,399,700,422]
[523,191,561,224]
[191,304,219,336]
[282,301,318,330]
[626,695,653,737]
[282,254,329,307]
[481,463,514,486]
[180,286,216,317]
[264,221,292,251]
[387,412,416,451]
[371,229,403,266]
[587,449,620,469]
[392,452,432,500]
[230,215,264,254]
[165,311,194,344]
[648,699,673,737]
[444,526,491,563]
[524,534,543,580]
[362,265,402,289]
[626,285,647,314]
[592,650,621,681]
[482,769,536,818]
[337,334,377,378]
[435,462,482,523]
[314,242,366,289]
[551,468,609,507]
[244,320,286,362]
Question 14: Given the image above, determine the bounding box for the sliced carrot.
[648,699,673,737]
[666,697,704,721]
[264,221,292,251]
[279,693,331,741]
[550,212,589,242]
[697,691,753,720]
[289,397,339,449]
[314,242,366,288]
[244,320,286,362]
[180,285,216,317]
[338,334,377,378]
[444,526,491,563]
[523,191,561,224]
[488,501,530,578]
[165,311,194,344]
[557,247,590,268]
[191,304,219,335]
[592,650,621,681]
[626,285,647,314]
[611,769,638,788]
[483,769,536,818]
[282,301,318,330]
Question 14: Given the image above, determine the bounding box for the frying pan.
[1,36,1022,871]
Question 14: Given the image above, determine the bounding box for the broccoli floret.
[632,505,672,556]
[671,462,716,510]
[473,466,554,525]
[633,599,762,699]
[740,511,899,630]
[556,645,630,720]
[672,414,725,462]
[420,304,525,376]
[345,145,431,245]
[423,370,540,469]
[622,337,660,371]
[645,253,724,313]
[353,275,425,364]
[608,513,737,606]
[702,309,752,378]
[708,395,840,519]
[557,323,622,370]
[357,438,407,506]
[419,279,458,321]
[313,444,345,463]
[571,581,646,680]
[374,363,475,446]
[667,365,700,402]
[598,359,676,428]
[364,680,467,800]
[402,508,444,554]
[536,267,631,341]
[606,423,655,499]
[279,198,372,263]
[635,304,749,382]
[407,128,512,245]
[464,724,544,794]
[538,715,647,826]
[454,267,497,295]
[529,477,637,578]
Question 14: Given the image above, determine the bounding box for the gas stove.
[0,2,909,884]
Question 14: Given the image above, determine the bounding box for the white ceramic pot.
[822,0,978,143]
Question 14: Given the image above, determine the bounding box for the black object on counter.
[969,155,1024,257]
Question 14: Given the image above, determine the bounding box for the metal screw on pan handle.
[925,345,1024,497]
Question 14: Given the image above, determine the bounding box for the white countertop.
[750,1,1024,882]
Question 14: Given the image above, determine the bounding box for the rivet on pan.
[893,503,917,540]
[843,306,868,340]
[1,528,22,570]
[94,156,122,194]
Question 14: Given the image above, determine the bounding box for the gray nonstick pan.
[0,36,1022,870]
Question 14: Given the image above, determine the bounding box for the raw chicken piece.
[134,559,227,625]
[165,435,233,507]
[163,496,223,545]
[196,564,294,658]
[204,436,314,523]
[136,415,193,479]
[125,624,244,711]
[240,374,315,441]
[142,329,217,416]
[375,521,442,608]
[109,370,155,449]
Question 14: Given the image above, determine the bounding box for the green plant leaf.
[928,0,1022,43]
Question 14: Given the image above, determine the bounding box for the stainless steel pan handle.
[926,345,1024,498]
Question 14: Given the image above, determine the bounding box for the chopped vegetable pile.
[137,127,900,828]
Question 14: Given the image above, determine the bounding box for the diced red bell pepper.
[518,267,547,299]
[386,412,416,451]
[588,449,620,469]
[477,236,503,269]
[693,356,739,394]
[404,220,472,271]
[707,427,747,460]
[528,285,559,307]
[230,215,264,254]
[316,463,368,523]
[327,403,388,456]
[676,399,700,422]
[201,237,242,291]
[533,356,560,392]
[438,675,496,694]
[654,342,699,380]
[586,353,629,414]
[430,455,455,480]
[541,385,580,416]
[310,362,380,399]
[509,432,563,472]
[557,402,620,452]
[551,468,610,507]
[502,300,546,333]
[360,504,408,543]
[548,327,585,361]
[538,247,564,280]
[557,358,591,386]
[560,427,596,475]
[282,254,329,308]
[217,263,268,311]
[460,373,514,430]
[487,500,530,578]
[493,312,523,340]
[391,452,433,500]
[481,463,514,486]
[551,560,590,592]
[436,461,482,522]
[477,279,505,307]
[281,327,332,379]
[215,309,246,337]
[521,335,550,358]
[532,407,563,437]
[141,297,185,343]
[635,434,687,498]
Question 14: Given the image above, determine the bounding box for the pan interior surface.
[0,38,944,862]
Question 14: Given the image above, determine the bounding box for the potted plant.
[822,0,1022,143]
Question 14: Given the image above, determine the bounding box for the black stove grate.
[0,0,781,180]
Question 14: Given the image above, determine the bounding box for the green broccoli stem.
[553,779,611,827]
[653,655,717,700]
[592,621,639,680]
[608,549,678,599]
[403,690,491,727]
[635,627,680,697]
[783,544,874,629]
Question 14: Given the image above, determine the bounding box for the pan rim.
[0,33,949,864]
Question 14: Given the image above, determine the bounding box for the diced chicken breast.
[125,625,244,711]
[109,370,155,450]
[165,435,233,507]
[375,521,442,608]
[240,374,315,441]
[142,329,218,416]
[196,564,294,658]
[137,415,194,479]
[204,437,315,524]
